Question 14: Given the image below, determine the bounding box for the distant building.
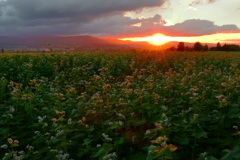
[38,48,51,52]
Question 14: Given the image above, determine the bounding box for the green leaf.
[161,147,172,159]
[114,137,124,147]
[24,105,32,111]
[133,119,146,127]
[32,136,47,145]
[146,153,155,160]
[221,137,234,146]
[228,108,240,118]
[209,156,218,160]
[221,149,233,160]
[77,148,88,157]
[58,117,66,121]
[128,152,146,160]
[50,137,60,144]
[192,131,208,138]
[200,115,211,121]
[38,146,49,154]
[175,98,183,104]
[93,147,108,158]
[83,138,92,147]
[173,136,189,145]
[89,125,94,131]
[232,145,240,159]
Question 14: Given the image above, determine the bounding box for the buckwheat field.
[0,50,240,160]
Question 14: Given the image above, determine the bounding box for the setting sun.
[120,33,171,45]
[143,34,169,45]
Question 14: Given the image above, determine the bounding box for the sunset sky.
[0,0,239,44]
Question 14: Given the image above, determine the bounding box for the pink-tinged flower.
[222,99,227,102]
[155,123,163,130]
[145,130,151,135]
[7,138,13,144]
[82,117,86,122]
[51,118,58,122]
[60,111,65,115]
[117,113,125,119]
[54,110,60,115]
[78,120,83,124]
[14,140,19,144]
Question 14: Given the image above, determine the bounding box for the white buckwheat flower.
[68,118,72,125]
[233,126,238,130]
[10,108,15,113]
[119,121,123,126]
[1,144,8,149]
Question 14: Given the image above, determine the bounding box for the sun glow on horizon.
[120,33,240,45]
[121,33,172,45]
[141,34,170,45]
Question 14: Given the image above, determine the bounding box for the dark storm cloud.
[0,0,167,36]
[4,0,166,20]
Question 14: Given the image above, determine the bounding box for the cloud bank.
[0,0,239,37]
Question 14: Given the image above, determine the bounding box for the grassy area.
[0,50,240,160]
[207,51,240,54]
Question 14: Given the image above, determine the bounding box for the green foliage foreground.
[0,50,240,160]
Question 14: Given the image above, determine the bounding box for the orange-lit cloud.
[189,0,219,6]
[114,18,240,39]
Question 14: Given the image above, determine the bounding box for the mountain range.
[0,36,215,50]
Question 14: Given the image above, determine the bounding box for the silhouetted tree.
[1,48,4,53]
[222,44,240,51]
[210,47,216,51]
[193,42,203,51]
[177,42,185,51]
[167,46,176,51]
[47,42,52,51]
[203,44,209,51]
[216,42,221,51]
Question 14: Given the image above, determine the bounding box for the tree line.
[166,42,240,52]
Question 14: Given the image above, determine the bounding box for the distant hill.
[0,36,117,49]
[0,35,216,50]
